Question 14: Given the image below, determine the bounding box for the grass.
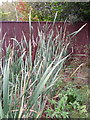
[43,77,89,118]
[0,22,70,118]
[0,18,88,118]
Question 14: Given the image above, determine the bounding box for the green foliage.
[31,2,63,21]
[0,11,10,21]
[0,2,17,21]
[0,21,70,118]
[45,83,88,118]
[0,17,88,118]
[1,2,90,22]
[60,2,90,23]
[30,2,90,22]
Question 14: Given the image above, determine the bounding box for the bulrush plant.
[0,18,87,118]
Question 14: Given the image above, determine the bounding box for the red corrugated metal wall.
[0,21,89,60]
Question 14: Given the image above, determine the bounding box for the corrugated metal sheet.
[0,21,89,60]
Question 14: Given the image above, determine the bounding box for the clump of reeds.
[0,14,86,118]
